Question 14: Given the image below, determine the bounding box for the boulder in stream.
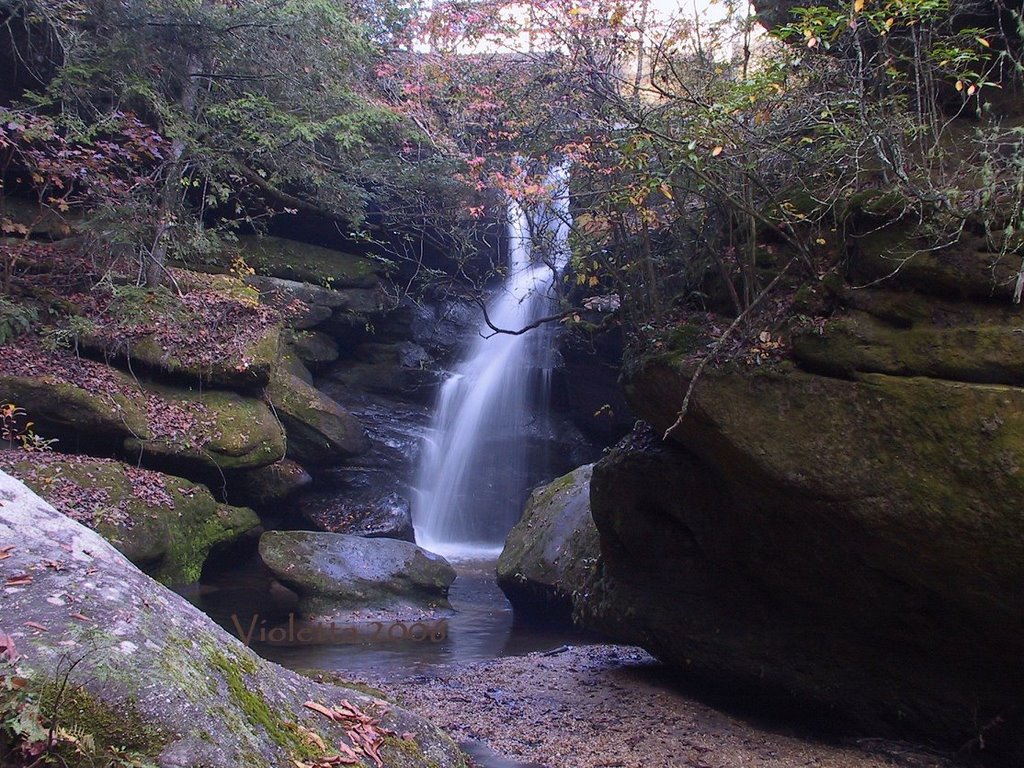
[0,471,467,767]
[497,464,600,624]
[259,531,455,623]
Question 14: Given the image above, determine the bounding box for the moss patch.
[206,646,320,761]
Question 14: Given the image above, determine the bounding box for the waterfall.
[413,164,571,559]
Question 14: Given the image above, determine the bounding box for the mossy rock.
[596,356,1024,752]
[266,365,368,466]
[0,371,150,442]
[125,381,286,473]
[0,471,468,767]
[84,320,281,390]
[0,452,259,584]
[792,305,1024,385]
[236,235,383,289]
[497,464,601,624]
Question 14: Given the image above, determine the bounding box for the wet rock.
[0,453,259,584]
[258,530,455,623]
[266,366,369,465]
[325,340,445,403]
[497,464,600,624]
[301,491,415,542]
[0,471,467,768]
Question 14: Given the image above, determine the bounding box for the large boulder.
[82,273,283,389]
[0,452,259,583]
[266,366,369,466]
[0,471,467,767]
[584,352,1024,756]
[259,531,455,623]
[497,464,600,624]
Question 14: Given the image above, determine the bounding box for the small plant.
[0,403,58,453]
[0,298,38,345]
[39,315,97,356]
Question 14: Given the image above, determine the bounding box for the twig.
[662,258,796,441]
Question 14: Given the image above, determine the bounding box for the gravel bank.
[362,644,957,768]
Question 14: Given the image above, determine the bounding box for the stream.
[185,556,592,681]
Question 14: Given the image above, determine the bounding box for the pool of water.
[183,555,591,680]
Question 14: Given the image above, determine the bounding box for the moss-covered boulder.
[267,366,368,466]
[237,235,384,289]
[497,464,600,624]
[81,272,283,389]
[259,531,455,623]
[850,228,1019,301]
[0,370,150,443]
[585,355,1024,755]
[0,471,467,767]
[0,452,258,583]
[125,382,286,472]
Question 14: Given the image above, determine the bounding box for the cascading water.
[414,164,571,559]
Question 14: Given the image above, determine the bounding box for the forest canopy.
[1,0,1022,332]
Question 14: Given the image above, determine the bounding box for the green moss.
[293,670,389,699]
[206,646,320,761]
[235,235,383,288]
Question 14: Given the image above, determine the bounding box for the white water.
[414,165,571,560]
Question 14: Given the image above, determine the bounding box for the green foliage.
[1,656,162,767]
[0,299,38,345]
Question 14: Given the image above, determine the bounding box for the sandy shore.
[362,644,958,768]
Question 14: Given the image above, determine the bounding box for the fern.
[0,298,38,345]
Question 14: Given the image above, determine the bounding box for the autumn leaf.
[0,545,13,560]
[23,621,48,632]
[0,631,17,661]
[5,574,33,586]
[711,146,724,157]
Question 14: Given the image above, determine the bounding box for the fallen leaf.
[0,631,17,661]
[23,621,48,632]
[5,574,33,586]
[0,545,14,560]
[69,612,92,622]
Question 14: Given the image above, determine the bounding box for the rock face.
[497,464,600,623]
[259,531,455,622]
[584,349,1024,755]
[0,471,466,768]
